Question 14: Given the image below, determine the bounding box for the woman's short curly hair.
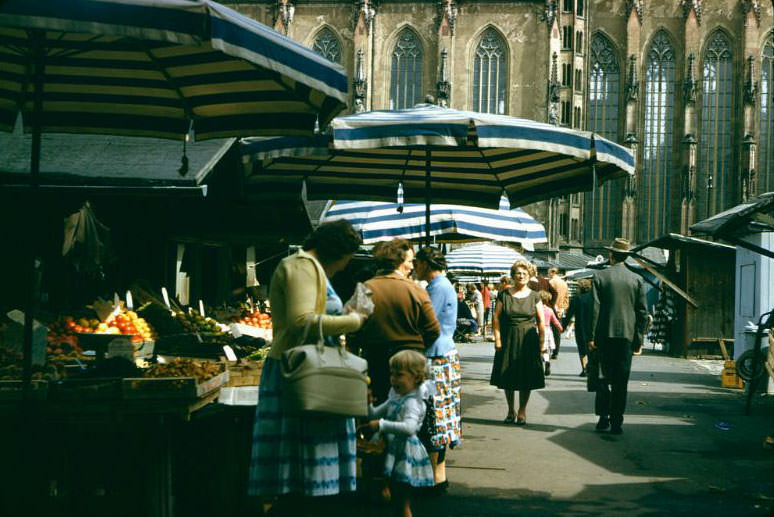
[415,246,446,271]
[389,349,429,383]
[302,219,362,265]
[510,259,533,279]
[373,238,412,271]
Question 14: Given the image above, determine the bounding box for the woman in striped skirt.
[414,246,462,494]
[248,220,367,515]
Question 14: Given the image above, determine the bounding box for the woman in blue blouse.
[414,246,461,493]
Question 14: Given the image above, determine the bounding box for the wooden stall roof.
[0,132,235,187]
[632,233,736,254]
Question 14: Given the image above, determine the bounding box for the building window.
[577,0,584,17]
[562,0,572,13]
[760,36,774,194]
[562,26,573,50]
[312,28,342,64]
[576,31,583,53]
[472,28,507,114]
[562,63,573,87]
[640,31,676,243]
[570,217,579,241]
[586,32,622,243]
[573,106,581,128]
[699,32,734,217]
[561,100,571,125]
[559,211,569,239]
[390,29,423,110]
[575,69,582,91]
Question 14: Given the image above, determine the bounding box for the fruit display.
[0,347,58,380]
[234,309,272,330]
[144,358,223,383]
[48,310,157,346]
[174,310,226,335]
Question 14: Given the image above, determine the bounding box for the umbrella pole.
[23,29,45,401]
[425,149,431,247]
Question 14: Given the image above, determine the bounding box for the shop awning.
[690,192,774,259]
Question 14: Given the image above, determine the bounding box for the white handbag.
[280,314,369,417]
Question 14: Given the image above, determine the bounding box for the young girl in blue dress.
[362,349,435,517]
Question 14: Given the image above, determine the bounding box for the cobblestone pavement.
[365,336,774,517]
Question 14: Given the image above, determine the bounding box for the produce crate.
[721,360,744,389]
[49,378,123,401]
[123,368,229,400]
[0,380,48,401]
[153,334,232,360]
[226,360,263,387]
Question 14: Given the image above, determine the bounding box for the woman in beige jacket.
[249,220,367,515]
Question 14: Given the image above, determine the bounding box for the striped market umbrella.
[446,242,525,276]
[242,104,634,244]
[0,0,348,147]
[321,195,547,249]
[0,0,349,396]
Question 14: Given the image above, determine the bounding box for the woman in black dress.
[491,260,546,425]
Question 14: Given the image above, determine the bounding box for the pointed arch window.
[472,29,507,114]
[760,36,774,194]
[640,31,676,243]
[699,32,734,217]
[390,30,423,110]
[312,28,341,64]
[586,33,621,243]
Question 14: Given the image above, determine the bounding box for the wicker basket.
[226,360,263,387]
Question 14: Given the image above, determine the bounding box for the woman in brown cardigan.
[359,239,441,403]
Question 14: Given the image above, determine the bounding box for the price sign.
[126,290,134,310]
[161,287,171,308]
[222,345,238,362]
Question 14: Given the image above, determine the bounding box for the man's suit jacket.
[590,263,648,347]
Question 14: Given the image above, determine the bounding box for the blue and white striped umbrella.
[321,195,547,249]
[446,242,525,276]
[0,0,348,140]
[242,104,635,208]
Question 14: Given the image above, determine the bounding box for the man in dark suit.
[588,238,648,435]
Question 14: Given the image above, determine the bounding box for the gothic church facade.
[227,0,774,252]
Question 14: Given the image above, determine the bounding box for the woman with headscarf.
[414,246,461,494]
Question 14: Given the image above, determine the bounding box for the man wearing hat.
[588,237,648,435]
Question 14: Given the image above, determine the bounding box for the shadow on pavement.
[355,479,774,517]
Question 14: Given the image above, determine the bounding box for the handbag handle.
[299,313,352,364]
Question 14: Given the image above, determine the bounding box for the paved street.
[402,337,774,517]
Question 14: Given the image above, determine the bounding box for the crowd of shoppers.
[250,226,645,515]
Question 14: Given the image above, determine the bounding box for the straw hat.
[604,237,631,254]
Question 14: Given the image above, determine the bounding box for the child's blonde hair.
[389,350,428,383]
[538,289,552,305]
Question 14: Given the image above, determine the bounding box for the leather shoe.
[595,416,610,431]
[609,425,623,435]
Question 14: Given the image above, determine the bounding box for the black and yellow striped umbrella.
[0,0,348,142]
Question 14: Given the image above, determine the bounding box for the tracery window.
[312,28,341,64]
[759,36,774,194]
[699,32,734,217]
[390,29,423,110]
[586,32,621,242]
[640,30,676,242]
[472,29,507,114]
